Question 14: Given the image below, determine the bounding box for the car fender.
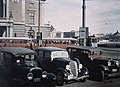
[54,68,69,77]
[46,73,56,81]
[99,65,109,71]
[81,66,89,75]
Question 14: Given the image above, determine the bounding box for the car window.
[4,53,12,62]
[38,51,43,57]
[51,51,69,59]
[44,52,51,58]
[0,52,4,63]
[16,55,35,61]
[15,55,36,66]
[67,48,71,54]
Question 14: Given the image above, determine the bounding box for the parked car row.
[0,46,120,87]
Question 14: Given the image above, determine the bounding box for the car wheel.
[79,78,87,83]
[45,81,55,87]
[96,70,105,81]
[56,72,64,86]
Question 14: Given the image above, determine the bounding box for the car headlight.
[66,65,71,70]
[27,73,33,80]
[42,71,47,78]
[85,71,89,75]
[79,64,83,69]
[108,61,111,66]
[116,61,119,66]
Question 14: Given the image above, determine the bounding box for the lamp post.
[79,0,89,46]
[82,0,86,28]
[37,0,46,47]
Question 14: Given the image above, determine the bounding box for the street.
[1,76,120,87]
[57,78,120,87]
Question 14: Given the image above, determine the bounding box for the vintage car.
[66,46,120,81]
[35,47,89,86]
[0,47,56,87]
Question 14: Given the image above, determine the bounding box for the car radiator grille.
[69,61,78,77]
[31,68,42,79]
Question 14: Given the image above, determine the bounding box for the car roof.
[35,47,65,52]
[0,47,36,56]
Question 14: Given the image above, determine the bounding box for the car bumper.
[107,72,120,78]
[64,75,89,82]
[11,78,43,87]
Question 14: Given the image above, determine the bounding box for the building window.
[28,11,35,24]
[29,3,34,8]
[13,0,19,3]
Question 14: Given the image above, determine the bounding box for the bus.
[0,37,33,48]
[41,38,78,48]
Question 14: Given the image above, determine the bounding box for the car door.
[2,53,13,75]
[43,51,55,72]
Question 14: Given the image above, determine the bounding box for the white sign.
[79,27,89,38]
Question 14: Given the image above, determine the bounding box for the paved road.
[57,78,120,87]
[0,67,120,87]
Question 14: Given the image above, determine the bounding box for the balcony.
[0,17,13,26]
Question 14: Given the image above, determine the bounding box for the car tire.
[56,72,64,86]
[79,78,87,83]
[96,70,105,81]
[44,80,55,87]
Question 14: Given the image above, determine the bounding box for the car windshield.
[51,51,69,59]
[15,55,36,67]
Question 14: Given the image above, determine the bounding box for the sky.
[44,0,120,34]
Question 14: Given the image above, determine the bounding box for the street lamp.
[79,0,89,46]
[82,0,86,28]
[37,0,46,47]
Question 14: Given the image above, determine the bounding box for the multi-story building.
[0,0,55,38]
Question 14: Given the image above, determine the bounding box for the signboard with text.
[79,27,89,39]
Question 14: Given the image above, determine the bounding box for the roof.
[113,30,120,36]
[0,37,32,40]
[35,47,65,52]
[0,47,36,56]
[42,38,77,41]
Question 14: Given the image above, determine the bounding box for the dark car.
[0,47,56,87]
[35,47,89,86]
[66,46,120,81]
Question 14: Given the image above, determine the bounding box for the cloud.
[86,0,120,34]
[44,0,120,34]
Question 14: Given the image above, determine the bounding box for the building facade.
[0,0,55,38]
